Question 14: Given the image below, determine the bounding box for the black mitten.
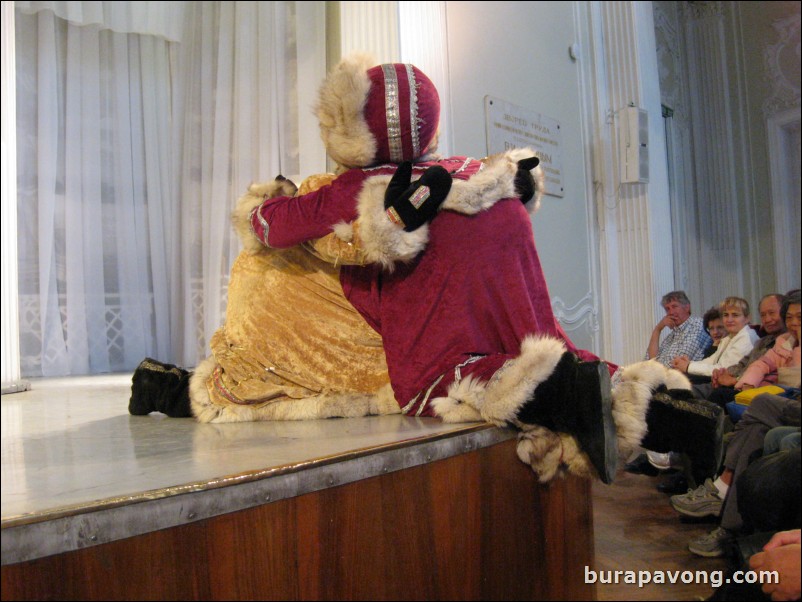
[384,162,452,232]
[514,156,540,204]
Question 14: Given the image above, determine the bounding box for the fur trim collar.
[345,148,545,269]
[445,147,545,215]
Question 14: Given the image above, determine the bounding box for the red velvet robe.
[252,157,604,417]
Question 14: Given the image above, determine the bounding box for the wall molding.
[767,106,802,292]
[762,13,801,118]
[552,293,600,345]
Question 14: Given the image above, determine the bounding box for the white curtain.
[15,1,318,377]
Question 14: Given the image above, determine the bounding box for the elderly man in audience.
[638,294,778,486]
[646,290,712,369]
[626,290,712,476]
[646,296,759,479]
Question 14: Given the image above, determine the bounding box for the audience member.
[646,290,712,369]
[763,426,801,455]
[627,291,712,477]
[737,447,801,535]
[669,390,801,557]
[694,293,787,404]
[749,529,802,602]
[672,296,759,380]
[735,290,801,392]
[644,297,759,482]
[703,306,727,358]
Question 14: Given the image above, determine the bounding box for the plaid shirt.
[648,315,711,368]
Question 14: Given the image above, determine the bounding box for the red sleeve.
[250,169,368,248]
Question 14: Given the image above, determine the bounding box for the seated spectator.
[645,294,788,491]
[646,290,712,368]
[627,292,712,478]
[669,391,801,557]
[702,306,727,358]
[737,447,801,535]
[735,290,801,393]
[749,529,802,602]
[764,426,801,455]
[671,296,759,380]
[693,292,787,405]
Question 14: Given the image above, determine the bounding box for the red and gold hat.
[316,53,440,169]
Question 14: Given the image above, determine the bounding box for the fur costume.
[131,53,703,485]
[190,174,398,423]
[225,54,625,482]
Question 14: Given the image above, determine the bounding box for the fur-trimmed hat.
[316,53,440,169]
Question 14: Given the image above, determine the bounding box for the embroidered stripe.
[415,374,445,416]
[250,204,272,247]
[452,157,473,175]
[400,392,421,414]
[213,365,248,405]
[386,206,405,227]
[139,359,185,378]
[404,64,420,158]
[454,355,485,383]
[409,185,430,209]
[382,64,403,162]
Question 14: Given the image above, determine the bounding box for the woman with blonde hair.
[672,297,759,379]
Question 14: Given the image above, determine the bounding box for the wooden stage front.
[1,375,596,600]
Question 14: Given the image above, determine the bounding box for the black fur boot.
[129,358,193,418]
[515,353,618,484]
[640,387,725,484]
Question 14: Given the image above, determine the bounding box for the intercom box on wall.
[619,106,649,184]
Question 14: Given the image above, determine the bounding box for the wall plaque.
[484,95,564,197]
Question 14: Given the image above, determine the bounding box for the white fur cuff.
[349,175,430,270]
[480,335,567,426]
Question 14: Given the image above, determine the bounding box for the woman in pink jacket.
[737,290,801,390]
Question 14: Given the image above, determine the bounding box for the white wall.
[445,1,600,353]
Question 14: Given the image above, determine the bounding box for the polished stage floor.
[3,374,727,602]
[2,374,500,566]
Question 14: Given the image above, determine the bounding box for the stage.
[2,375,596,600]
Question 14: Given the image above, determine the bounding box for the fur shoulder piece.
[232,178,298,254]
[341,148,546,270]
[442,147,545,215]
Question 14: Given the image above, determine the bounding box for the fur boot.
[431,335,618,484]
[129,358,193,417]
[612,360,725,483]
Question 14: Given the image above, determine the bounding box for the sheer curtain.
[15,1,321,377]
